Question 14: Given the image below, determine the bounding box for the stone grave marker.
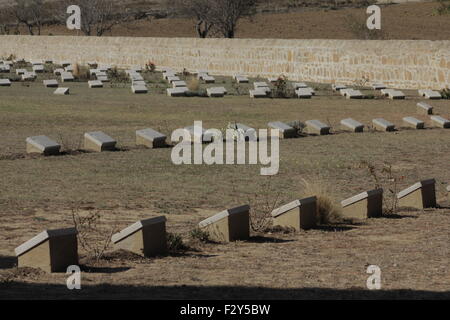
[341,189,383,219]
[84,131,117,152]
[397,179,436,209]
[43,80,59,88]
[167,87,188,97]
[207,87,226,97]
[268,121,297,139]
[430,115,450,128]
[418,89,441,100]
[15,228,78,273]
[341,118,364,132]
[403,117,425,129]
[26,135,61,155]
[305,120,331,135]
[372,118,395,131]
[417,102,433,115]
[199,205,250,242]
[0,79,11,86]
[132,84,148,94]
[271,197,317,231]
[54,87,69,95]
[136,128,167,148]
[61,72,74,82]
[111,216,167,257]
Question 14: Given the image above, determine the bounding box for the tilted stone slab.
[88,80,103,88]
[207,87,226,97]
[305,120,331,135]
[227,123,257,141]
[64,65,74,73]
[381,88,405,99]
[341,118,364,132]
[60,72,74,82]
[89,69,100,76]
[403,117,425,129]
[249,89,268,98]
[32,64,44,73]
[254,82,270,89]
[397,179,436,209]
[372,118,395,131]
[15,228,78,273]
[132,80,146,86]
[183,125,210,143]
[295,88,312,98]
[132,84,148,94]
[167,76,181,83]
[163,71,177,79]
[292,82,308,89]
[130,74,144,82]
[271,197,317,231]
[341,189,383,219]
[371,83,386,90]
[26,135,61,155]
[97,75,109,83]
[84,131,117,152]
[344,89,363,99]
[22,72,36,81]
[98,65,111,72]
[430,115,450,128]
[417,102,433,115]
[234,75,249,83]
[332,84,347,91]
[268,121,297,139]
[202,75,215,83]
[16,69,26,75]
[54,87,69,95]
[418,89,441,100]
[167,87,188,97]
[172,80,187,88]
[111,216,167,257]
[199,205,250,242]
[43,80,58,88]
[0,79,11,86]
[136,128,167,148]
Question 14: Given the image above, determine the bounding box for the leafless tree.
[12,0,46,35]
[65,0,133,36]
[209,0,258,38]
[0,6,16,35]
[169,0,258,38]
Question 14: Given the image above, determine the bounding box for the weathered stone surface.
[112,216,167,257]
[332,84,347,91]
[207,87,226,97]
[166,76,180,83]
[381,88,405,99]
[84,131,116,152]
[199,205,250,242]
[16,69,26,75]
[272,197,317,230]
[341,189,383,219]
[136,128,167,148]
[88,80,103,88]
[341,88,363,99]
[417,102,433,115]
[172,80,187,88]
[268,121,296,139]
[305,120,331,135]
[43,79,58,88]
[295,88,312,98]
[403,116,425,129]
[60,72,74,82]
[249,88,268,98]
[32,64,44,73]
[397,179,436,209]
[341,118,364,132]
[371,83,386,90]
[418,89,441,99]
[15,228,78,273]
[54,68,64,76]
[22,72,36,81]
[0,79,11,86]
[132,84,148,94]
[26,135,61,155]
[54,87,69,95]
[430,115,450,128]
[234,75,249,83]
[167,87,188,97]
[372,118,395,131]
[292,82,308,89]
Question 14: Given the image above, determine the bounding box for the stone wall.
[1,35,449,89]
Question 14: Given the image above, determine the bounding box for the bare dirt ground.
[0,66,449,299]
[33,2,450,40]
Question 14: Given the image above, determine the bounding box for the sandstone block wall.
[1,35,449,89]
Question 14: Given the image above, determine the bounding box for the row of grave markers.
[1,60,447,99]
[25,108,450,156]
[14,178,449,273]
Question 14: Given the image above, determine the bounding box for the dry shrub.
[187,77,200,91]
[71,208,118,262]
[300,178,342,224]
[73,63,90,81]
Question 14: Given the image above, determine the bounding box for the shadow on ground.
[0,282,448,300]
[0,255,16,269]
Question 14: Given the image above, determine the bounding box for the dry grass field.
[0,66,449,299]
